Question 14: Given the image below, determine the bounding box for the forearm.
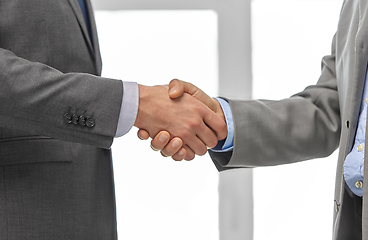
[0,48,123,149]
[210,31,340,169]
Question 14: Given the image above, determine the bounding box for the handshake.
[134,79,228,161]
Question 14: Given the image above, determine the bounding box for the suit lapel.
[68,0,94,55]
[85,0,103,75]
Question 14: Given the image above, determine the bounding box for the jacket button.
[64,113,72,124]
[345,121,349,129]
[86,118,95,128]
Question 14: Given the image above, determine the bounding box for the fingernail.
[169,86,178,96]
[159,134,169,143]
[172,139,180,148]
[178,150,184,156]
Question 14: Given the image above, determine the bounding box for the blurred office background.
[92,0,343,239]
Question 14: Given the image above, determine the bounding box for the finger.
[202,107,228,141]
[137,129,150,140]
[172,148,186,161]
[168,79,185,99]
[150,131,170,151]
[186,140,207,156]
[196,124,219,149]
[184,135,208,156]
[161,137,183,158]
[183,145,195,161]
[188,98,227,143]
[151,144,160,151]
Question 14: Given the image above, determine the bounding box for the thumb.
[168,78,202,99]
[168,79,217,112]
[168,79,185,99]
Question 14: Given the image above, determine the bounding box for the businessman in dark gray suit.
[0,0,227,239]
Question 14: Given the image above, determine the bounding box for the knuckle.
[189,119,202,129]
[178,130,190,140]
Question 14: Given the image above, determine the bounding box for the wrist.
[134,84,149,128]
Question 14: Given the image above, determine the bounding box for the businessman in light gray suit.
[142,1,368,239]
[0,0,227,239]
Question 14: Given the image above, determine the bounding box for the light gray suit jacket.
[0,0,122,239]
[210,1,368,239]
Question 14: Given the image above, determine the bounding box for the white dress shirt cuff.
[115,81,139,137]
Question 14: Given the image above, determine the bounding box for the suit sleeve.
[209,34,341,171]
[0,48,123,149]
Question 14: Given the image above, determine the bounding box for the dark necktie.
[77,0,93,42]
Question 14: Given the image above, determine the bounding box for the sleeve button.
[86,118,95,128]
[72,114,80,125]
[79,115,87,126]
[64,113,72,124]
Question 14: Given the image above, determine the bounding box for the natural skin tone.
[137,79,227,161]
[134,83,227,160]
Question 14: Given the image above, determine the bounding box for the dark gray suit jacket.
[0,0,122,239]
[210,1,368,239]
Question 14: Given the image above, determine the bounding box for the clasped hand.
[134,79,227,161]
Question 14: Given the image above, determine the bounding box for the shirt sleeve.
[115,81,139,137]
[211,97,234,152]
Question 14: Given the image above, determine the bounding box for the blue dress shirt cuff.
[211,97,234,152]
[115,81,139,137]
